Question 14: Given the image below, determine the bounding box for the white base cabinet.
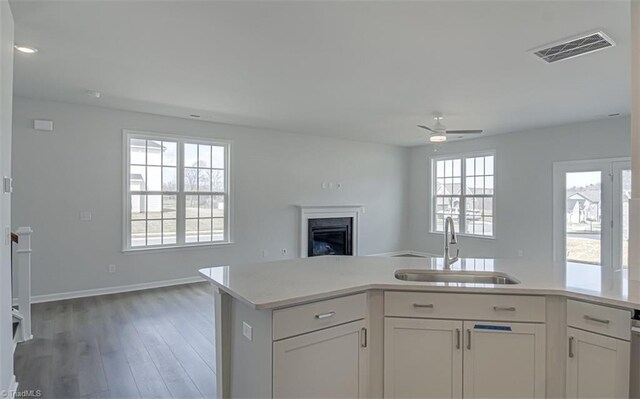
[384,318,545,399]
[463,321,546,399]
[273,319,369,399]
[566,327,631,399]
[384,318,463,398]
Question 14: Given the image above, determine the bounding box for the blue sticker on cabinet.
[474,324,512,331]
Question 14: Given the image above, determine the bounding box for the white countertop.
[198,256,640,310]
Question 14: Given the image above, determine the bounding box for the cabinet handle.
[455,328,461,350]
[583,315,610,324]
[413,303,434,308]
[361,327,367,348]
[466,329,472,350]
[568,336,575,358]
[315,311,336,319]
[493,306,516,311]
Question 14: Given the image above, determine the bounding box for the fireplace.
[308,217,353,257]
[298,205,361,257]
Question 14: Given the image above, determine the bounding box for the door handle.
[493,306,516,311]
[568,336,575,358]
[315,311,336,319]
[455,328,461,350]
[361,327,367,348]
[466,329,471,350]
[583,315,610,324]
[413,303,434,309]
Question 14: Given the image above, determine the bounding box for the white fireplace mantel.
[298,205,364,258]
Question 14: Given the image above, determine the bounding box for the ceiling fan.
[417,115,483,143]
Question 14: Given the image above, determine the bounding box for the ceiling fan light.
[430,133,447,143]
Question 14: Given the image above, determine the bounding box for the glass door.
[554,159,630,284]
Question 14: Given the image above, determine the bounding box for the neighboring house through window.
[432,152,495,237]
[124,131,231,250]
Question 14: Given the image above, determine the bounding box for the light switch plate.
[3,176,12,193]
[79,211,92,221]
[242,322,253,341]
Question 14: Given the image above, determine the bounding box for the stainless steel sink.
[394,269,520,285]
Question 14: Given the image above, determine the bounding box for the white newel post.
[15,226,32,340]
[630,1,640,282]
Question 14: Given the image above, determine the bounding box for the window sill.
[122,241,235,254]
[429,231,496,240]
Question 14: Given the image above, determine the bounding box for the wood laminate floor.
[14,282,217,399]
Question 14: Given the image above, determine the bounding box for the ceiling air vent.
[531,31,615,63]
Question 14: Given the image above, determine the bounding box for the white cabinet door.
[273,319,368,399]
[384,318,463,398]
[463,321,546,399]
[566,327,630,399]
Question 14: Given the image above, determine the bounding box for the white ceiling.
[10,0,631,146]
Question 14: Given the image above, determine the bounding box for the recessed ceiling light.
[14,45,38,54]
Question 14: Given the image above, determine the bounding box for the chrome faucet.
[443,216,459,269]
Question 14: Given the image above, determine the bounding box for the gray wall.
[1,0,14,392]
[12,97,409,297]
[407,117,631,260]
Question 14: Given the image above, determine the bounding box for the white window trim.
[122,129,233,252]
[429,150,496,239]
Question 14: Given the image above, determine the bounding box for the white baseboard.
[368,250,439,258]
[29,276,205,304]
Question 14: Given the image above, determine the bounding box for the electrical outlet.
[108,264,116,273]
[281,248,288,256]
[79,211,92,221]
[242,322,253,341]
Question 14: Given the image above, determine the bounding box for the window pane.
[163,220,176,245]
[130,139,146,164]
[565,171,601,265]
[130,166,146,191]
[147,141,162,165]
[199,218,212,242]
[466,158,475,176]
[163,167,177,191]
[436,161,444,178]
[445,160,452,177]
[163,141,177,166]
[452,177,461,195]
[484,197,493,236]
[212,170,225,192]
[622,170,631,268]
[184,168,198,192]
[475,157,485,175]
[186,219,198,243]
[213,218,225,241]
[147,195,162,219]
[185,143,198,168]
[213,195,225,217]
[475,176,484,195]
[452,159,461,177]
[436,178,445,195]
[163,195,176,219]
[212,146,225,169]
[485,176,494,195]
[131,195,146,219]
[186,195,199,218]
[199,195,212,218]
[199,145,211,168]
[485,156,494,175]
[131,221,146,247]
[466,177,475,195]
[147,220,162,245]
[198,169,211,192]
[147,166,162,191]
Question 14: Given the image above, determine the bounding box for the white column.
[630,1,640,281]
[15,226,32,340]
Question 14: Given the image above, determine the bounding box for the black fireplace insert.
[308,217,353,257]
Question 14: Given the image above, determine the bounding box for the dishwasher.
[632,311,640,399]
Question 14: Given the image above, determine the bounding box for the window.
[432,153,495,237]
[125,131,230,250]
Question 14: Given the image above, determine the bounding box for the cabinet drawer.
[567,299,631,341]
[385,291,545,322]
[273,293,367,340]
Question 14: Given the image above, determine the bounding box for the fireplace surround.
[298,205,362,258]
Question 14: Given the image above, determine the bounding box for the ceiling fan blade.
[447,129,483,134]
[417,125,438,134]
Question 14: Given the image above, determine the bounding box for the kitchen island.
[200,256,640,398]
